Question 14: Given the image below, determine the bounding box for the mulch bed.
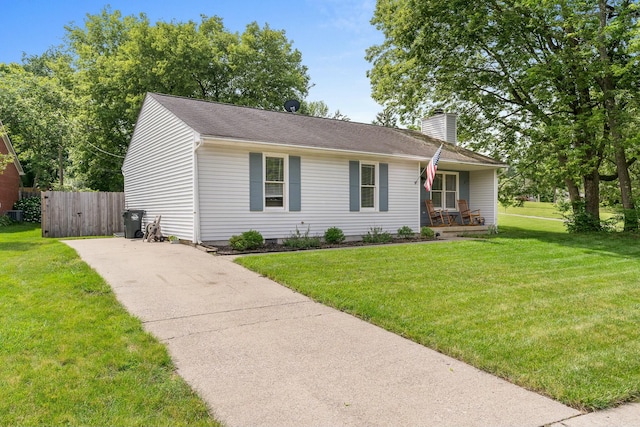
[211,236,438,255]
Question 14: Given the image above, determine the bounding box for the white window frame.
[360,161,378,211]
[264,153,288,211]
[430,171,459,211]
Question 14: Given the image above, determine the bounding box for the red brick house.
[0,120,24,215]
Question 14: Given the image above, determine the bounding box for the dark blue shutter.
[379,163,388,212]
[349,161,360,212]
[289,156,301,211]
[249,153,263,211]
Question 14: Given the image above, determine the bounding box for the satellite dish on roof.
[284,99,300,113]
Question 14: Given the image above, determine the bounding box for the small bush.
[397,225,414,239]
[362,226,392,243]
[556,200,614,233]
[283,226,321,249]
[229,229,264,251]
[324,226,345,244]
[13,197,41,223]
[420,226,435,239]
[618,208,639,232]
[0,215,14,227]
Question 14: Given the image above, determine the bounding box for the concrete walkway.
[63,238,636,427]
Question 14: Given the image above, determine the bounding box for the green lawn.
[500,200,565,218]
[501,201,618,222]
[237,215,640,411]
[0,224,221,426]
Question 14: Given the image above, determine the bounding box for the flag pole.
[414,166,426,184]
[415,144,443,185]
[423,144,444,192]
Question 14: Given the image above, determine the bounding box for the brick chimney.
[421,110,457,145]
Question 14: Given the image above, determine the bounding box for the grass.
[236,215,640,411]
[0,224,221,426]
[497,212,566,233]
[502,201,618,222]
[500,201,565,218]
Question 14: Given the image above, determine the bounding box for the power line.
[84,140,126,158]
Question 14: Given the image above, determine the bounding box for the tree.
[64,9,312,190]
[0,62,78,189]
[300,100,351,120]
[0,154,12,174]
[367,0,640,230]
[301,100,330,117]
[372,108,397,127]
[592,0,640,230]
[227,22,310,110]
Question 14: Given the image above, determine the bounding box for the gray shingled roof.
[148,93,504,167]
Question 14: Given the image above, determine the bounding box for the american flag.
[424,144,443,192]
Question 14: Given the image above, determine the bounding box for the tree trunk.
[565,178,581,207]
[559,153,581,212]
[597,0,637,231]
[583,169,601,229]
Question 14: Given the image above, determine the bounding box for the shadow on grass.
[0,222,41,234]
[493,225,640,259]
[0,242,35,252]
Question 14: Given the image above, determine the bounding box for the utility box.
[6,210,24,222]
[122,210,144,238]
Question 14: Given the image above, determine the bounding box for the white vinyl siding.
[122,96,196,240]
[469,169,498,226]
[197,142,418,242]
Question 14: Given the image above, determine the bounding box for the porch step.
[430,225,490,237]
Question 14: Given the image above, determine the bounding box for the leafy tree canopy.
[0,62,78,188]
[367,0,640,230]
[300,100,350,121]
[0,7,313,191]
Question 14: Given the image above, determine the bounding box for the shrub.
[420,226,435,239]
[616,207,639,232]
[556,200,614,233]
[362,226,392,243]
[283,226,321,249]
[324,226,345,244]
[0,215,14,227]
[229,229,264,251]
[13,197,41,223]
[397,225,414,239]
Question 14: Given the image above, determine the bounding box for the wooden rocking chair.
[458,199,483,225]
[425,200,450,226]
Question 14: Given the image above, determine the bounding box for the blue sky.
[0,0,384,123]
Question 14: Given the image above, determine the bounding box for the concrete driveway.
[64,238,635,427]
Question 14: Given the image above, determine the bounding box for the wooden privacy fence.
[42,191,125,238]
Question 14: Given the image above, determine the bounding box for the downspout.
[193,135,203,244]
